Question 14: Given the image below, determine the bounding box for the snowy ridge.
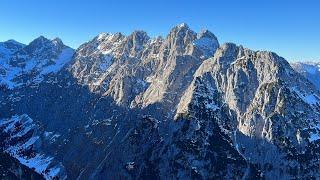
[40,48,74,75]
[0,37,74,89]
[291,86,320,106]
[0,115,66,179]
[0,40,25,60]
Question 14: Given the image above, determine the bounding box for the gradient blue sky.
[0,0,319,61]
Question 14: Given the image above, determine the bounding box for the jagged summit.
[177,22,189,28]
[169,23,195,35]
[4,39,19,43]
[52,37,64,46]
[0,35,74,89]
[0,39,25,57]
[23,36,71,57]
[91,23,219,57]
[130,30,149,37]
[29,35,51,45]
[26,36,71,51]
[96,32,124,40]
[97,32,109,40]
[197,29,217,39]
[126,30,150,45]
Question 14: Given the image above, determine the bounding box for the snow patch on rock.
[40,48,74,75]
[309,133,320,142]
[193,37,219,58]
[0,115,66,179]
[292,87,320,105]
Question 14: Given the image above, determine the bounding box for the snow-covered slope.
[0,37,74,89]
[0,115,66,179]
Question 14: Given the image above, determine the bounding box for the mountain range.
[0,23,320,179]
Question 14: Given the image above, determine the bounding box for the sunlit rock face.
[1,24,320,179]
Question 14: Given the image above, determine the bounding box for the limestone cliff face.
[176,43,320,178]
[70,23,219,107]
[1,24,320,179]
[134,24,218,109]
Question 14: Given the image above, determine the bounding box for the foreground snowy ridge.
[0,115,66,179]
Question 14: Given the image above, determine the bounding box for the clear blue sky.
[0,0,319,61]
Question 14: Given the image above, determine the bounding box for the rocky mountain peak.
[122,30,150,57]
[4,39,21,44]
[197,29,217,40]
[129,30,149,41]
[0,36,74,89]
[96,32,124,42]
[193,29,219,58]
[52,37,65,47]
[96,32,109,40]
[213,43,238,65]
[28,35,51,47]
[168,23,195,38]
[177,22,189,28]
[23,36,68,56]
[164,23,197,56]
[89,32,125,52]
[0,40,25,60]
[2,39,26,50]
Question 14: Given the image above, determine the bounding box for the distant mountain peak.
[197,29,218,40]
[96,32,124,42]
[0,39,26,55]
[291,61,320,90]
[127,30,150,45]
[177,22,189,28]
[52,37,64,47]
[97,32,109,41]
[170,23,193,33]
[31,35,50,44]
[4,39,25,46]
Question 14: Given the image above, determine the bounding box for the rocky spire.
[193,29,219,58]
[122,30,150,57]
[164,23,197,55]
[52,37,65,47]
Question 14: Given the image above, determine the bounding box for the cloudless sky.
[0,0,319,61]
